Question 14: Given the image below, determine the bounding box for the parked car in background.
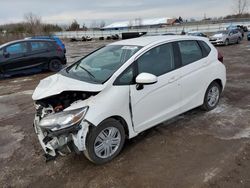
[227,25,245,38]
[209,30,242,46]
[187,31,207,38]
[248,32,250,41]
[0,39,66,75]
[32,36,226,164]
[28,36,66,53]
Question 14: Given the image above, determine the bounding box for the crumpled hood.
[32,73,104,101]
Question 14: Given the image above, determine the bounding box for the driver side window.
[137,43,175,77]
[6,42,28,55]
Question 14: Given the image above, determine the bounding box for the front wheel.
[224,39,229,46]
[236,38,241,44]
[84,119,125,164]
[201,82,221,111]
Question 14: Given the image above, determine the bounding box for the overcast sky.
[0,0,236,25]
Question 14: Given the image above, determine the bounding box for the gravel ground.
[0,38,250,188]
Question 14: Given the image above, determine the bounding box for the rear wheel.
[49,59,62,72]
[84,119,125,164]
[201,82,221,111]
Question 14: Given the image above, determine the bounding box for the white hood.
[212,33,224,38]
[32,74,104,100]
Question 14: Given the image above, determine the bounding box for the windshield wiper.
[78,65,96,79]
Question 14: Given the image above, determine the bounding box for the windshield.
[62,45,142,84]
[215,30,228,34]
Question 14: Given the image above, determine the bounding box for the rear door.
[1,42,29,72]
[27,41,51,68]
[177,40,211,112]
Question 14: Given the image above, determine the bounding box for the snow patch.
[203,168,220,182]
[11,78,32,83]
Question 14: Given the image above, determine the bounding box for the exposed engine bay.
[33,91,98,161]
[35,91,97,115]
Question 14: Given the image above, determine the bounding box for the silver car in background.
[209,29,242,46]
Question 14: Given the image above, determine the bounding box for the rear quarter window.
[31,42,49,51]
[198,41,211,57]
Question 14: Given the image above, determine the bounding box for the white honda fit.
[32,36,226,164]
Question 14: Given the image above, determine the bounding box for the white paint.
[33,36,226,161]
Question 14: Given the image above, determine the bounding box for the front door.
[1,42,29,72]
[130,43,182,132]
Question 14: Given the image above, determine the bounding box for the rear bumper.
[62,56,67,65]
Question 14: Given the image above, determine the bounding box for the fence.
[55,20,250,39]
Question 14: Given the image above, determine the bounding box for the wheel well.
[109,116,129,138]
[212,79,223,90]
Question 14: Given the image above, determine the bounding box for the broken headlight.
[39,107,88,131]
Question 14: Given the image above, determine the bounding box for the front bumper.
[210,39,225,45]
[33,115,89,159]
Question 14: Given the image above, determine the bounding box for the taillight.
[218,51,224,63]
[56,45,63,52]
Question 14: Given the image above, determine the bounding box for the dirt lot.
[0,38,250,188]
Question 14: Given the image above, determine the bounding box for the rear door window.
[178,41,203,66]
[6,43,28,55]
[31,42,49,52]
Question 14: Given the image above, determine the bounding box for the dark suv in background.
[0,39,66,75]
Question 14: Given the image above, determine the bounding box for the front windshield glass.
[215,30,228,34]
[62,45,142,84]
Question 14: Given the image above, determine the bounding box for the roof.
[0,39,55,49]
[109,35,206,47]
[103,17,173,29]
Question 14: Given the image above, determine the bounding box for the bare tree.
[234,0,249,15]
[24,12,42,35]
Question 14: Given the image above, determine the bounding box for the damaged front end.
[33,91,97,161]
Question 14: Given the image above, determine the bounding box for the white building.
[102,17,180,30]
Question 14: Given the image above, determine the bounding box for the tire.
[84,119,125,164]
[236,38,241,44]
[49,59,63,72]
[201,82,221,111]
[224,39,229,46]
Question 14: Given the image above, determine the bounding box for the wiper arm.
[79,65,96,79]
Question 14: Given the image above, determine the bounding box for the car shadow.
[0,68,51,80]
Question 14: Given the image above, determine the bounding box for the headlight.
[39,107,88,131]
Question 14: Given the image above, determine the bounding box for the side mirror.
[136,73,157,90]
[3,52,10,58]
